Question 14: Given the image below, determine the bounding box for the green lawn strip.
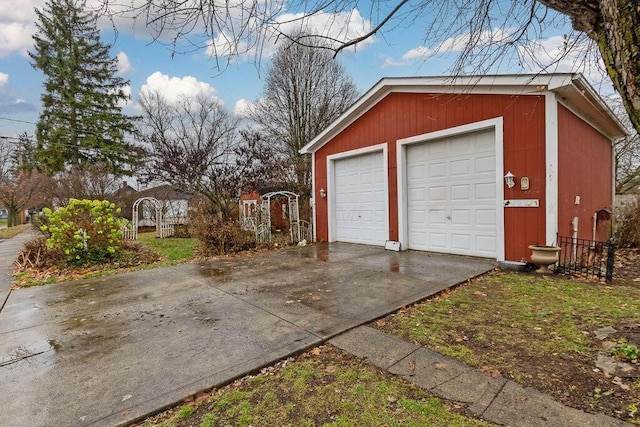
[376,271,640,420]
[379,272,640,365]
[136,232,198,263]
[142,347,492,427]
[0,224,30,239]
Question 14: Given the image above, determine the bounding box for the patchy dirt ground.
[374,247,640,424]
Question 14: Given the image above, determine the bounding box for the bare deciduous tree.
[608,97,640,194]
[0,137,47,227]
[139,91,278,220]
[98,0,640,134]
[50,163,128,202]
[249,36,358,196]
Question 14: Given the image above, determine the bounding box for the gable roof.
[300,73,627,154]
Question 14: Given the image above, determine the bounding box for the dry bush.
[190,207,255,256]
[15,236,64,271]
[115,241,163,267]
[616,195,640,247]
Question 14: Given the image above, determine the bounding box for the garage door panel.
[333,151,387,246]
[406,129,497,258]
[451,209,471,224]
[451,159,470,175]
[452,234,471,250]
[429,162,447,178]
[476,209,496,226]
[476,155,495,173]
[451,184,470,200]
[475,183,496,200]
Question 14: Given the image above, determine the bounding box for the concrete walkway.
[0,226,38,311]
[0,231,630,426]
[330,326,629,427]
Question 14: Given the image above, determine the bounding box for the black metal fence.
[555,235,616,283]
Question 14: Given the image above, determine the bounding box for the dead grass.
[137,346,492,427]
[373,257,640,424]
[0,224,31,240]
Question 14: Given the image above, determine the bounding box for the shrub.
[189,205,254,256]
[616,195,640,247]
[40,199,127,266]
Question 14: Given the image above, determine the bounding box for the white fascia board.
[300,78,390,154]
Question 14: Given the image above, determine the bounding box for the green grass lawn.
[376,270,640,422]
[142,346,491,427]
[0,224,30,240]
[136,232,199,263]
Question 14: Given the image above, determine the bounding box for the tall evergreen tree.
[30,0,139,175]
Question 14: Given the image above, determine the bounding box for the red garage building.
[300,74,626,262]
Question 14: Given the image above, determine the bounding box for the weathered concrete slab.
[329,326,420,370]
[482,380,629,426]
[0,242,494,427]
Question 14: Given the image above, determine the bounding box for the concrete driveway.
[0,243,494,426]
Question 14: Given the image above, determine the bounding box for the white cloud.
[207,34,251,61]
[517,35,608,86]
[273,9,374,51]
[207,8,375,61]
[0,20,35,57]
[116,52,133,74]
[381,57,406,68]
[402,46,433,61]
[0,72,8,88]
[233,98,254,117]
[119,84,133,107]
[139,72,222,105]
[390,27,512,66]
[438,28,512,54]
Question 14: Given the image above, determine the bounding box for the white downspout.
[571,216,579,261]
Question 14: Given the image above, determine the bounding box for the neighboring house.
[133,184,190,226]
[300,74,626,262]
[0,208,7,219]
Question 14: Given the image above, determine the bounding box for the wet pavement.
[0,241,494,427]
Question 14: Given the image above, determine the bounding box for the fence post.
[605,237,616,284]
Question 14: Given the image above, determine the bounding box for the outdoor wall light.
[504,171,515,188]
[319,188,327,198]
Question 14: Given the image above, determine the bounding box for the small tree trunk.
[7,209,20,227]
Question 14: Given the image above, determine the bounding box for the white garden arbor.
[122,197,174,239]
[240,190,312,244]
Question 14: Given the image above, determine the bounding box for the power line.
[0,116,37,125]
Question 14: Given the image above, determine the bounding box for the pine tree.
[29,0,139,175]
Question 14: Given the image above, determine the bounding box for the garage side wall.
[314,92,547,260]
[557,104,614,243]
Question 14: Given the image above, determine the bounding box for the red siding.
[314,92,547,261]
[557,105,613,242]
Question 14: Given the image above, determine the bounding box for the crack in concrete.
[0,349,48,368]
[479,378,508,417]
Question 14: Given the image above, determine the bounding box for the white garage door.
[333,151,387,245]
[406,129,497,257]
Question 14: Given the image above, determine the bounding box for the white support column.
[545,92,559,245]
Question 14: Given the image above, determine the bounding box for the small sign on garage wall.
[504,199,539,207]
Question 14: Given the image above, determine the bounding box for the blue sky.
[0,0,612,139]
